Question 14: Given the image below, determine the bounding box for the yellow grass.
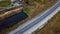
[32,11,60,34]
[0,0,58,34]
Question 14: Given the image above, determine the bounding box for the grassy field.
[32,11,60,34]
[0,0,58,34]
[0,1,11,7]
[0,0,11,10]
[24,0,57,18]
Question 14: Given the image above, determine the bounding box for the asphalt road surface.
[9,1,60,34]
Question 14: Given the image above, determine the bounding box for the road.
[9,1,60,34]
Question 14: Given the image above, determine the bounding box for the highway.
[9,1,60,34]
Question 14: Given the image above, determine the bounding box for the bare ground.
[32,11,60,34]
[0,0,58,34]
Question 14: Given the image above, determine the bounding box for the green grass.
[0,1,11,10]
[23,8,31,14]
[0,0,58,34]
[0,1,11,7]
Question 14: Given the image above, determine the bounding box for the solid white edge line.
[8,1,60,34]
[23,6,60,34]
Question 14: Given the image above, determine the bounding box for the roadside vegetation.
[0,0,58,34]
[32,11,60,34]
[23,0,57,18]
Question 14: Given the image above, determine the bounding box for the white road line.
[8,1,60,34]
[23,6,60,34]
